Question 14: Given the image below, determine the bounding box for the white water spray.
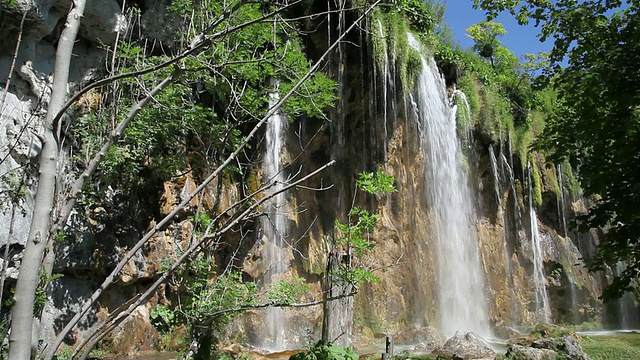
[378,19,390,161]
[527,163,551,323]
[409,34,491,337]
[261,79,290,350]
[489,145,502,207]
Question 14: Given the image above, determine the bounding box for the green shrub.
[289,340,358,360]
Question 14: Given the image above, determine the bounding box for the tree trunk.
[322,249,354,346]
[8,1,86,358]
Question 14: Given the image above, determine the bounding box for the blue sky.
[442,0,552,59]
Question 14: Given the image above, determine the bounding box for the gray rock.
[532,336,591,360]
[434,331,496,360]
[505,344,557,360]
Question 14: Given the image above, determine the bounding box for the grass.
[582,332,640,360]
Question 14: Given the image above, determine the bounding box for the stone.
[433,331,496,360]
[531,336,591,360]
[110,305,159,354]
[505,344,558,360]
[395,323,443,352]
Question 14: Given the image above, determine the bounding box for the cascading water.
[322,1,354,346]
[614,262,640,329]
[489,145,502,207]
[377,19,390,161]
[408,33,491,337]
[261,79,290,350]
[556,164,579,322]
[527,163,551,323]
[557,164,569,238]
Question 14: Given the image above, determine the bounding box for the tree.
[474,0,640,300]
[0,0,385,358]
[9,2,87,358]
[465,20,509,67]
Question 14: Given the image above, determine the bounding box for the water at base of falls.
[408,33,491,338]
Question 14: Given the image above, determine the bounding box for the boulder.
[505,344,557,360]
[433,331,496,360]
[532,336,591,360]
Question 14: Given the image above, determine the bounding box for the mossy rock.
[510,324,579,347]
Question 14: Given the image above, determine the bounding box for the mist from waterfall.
[261,79,290,350]
[408,33,491,337]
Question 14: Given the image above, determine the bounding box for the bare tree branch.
[73,160,336,359]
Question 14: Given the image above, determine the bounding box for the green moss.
[475,81,514,143]
[404,47,424,90]
[454,91,473,134]
[457,73,481,116]
[370,9,423,93]
[529,323,576,339]
[560,161,582,198]
[530,155,543,207]
[371,10,389,69]
[543,161,560,200]
[515,122,533,169]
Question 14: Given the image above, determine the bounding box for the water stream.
[409,34,491,337]
[489,144,502,207]
[261,79,290,350]
[527,163,551,323]
[557,164,569,238]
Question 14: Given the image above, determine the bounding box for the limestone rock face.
[0,0,624,356]
[110,305,159,354]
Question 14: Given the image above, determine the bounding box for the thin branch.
[58,1,381,356]
[200,290,359,321]
[50,0,302,130]
[0,9,27,115]
[73,160,336,359]
[52,67,184,233]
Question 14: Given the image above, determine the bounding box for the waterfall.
[489,145,502,207]
[261,79,290,350]
[452,90,473,142]
[557,164,580,323]
[408,34,491,337]
[614,262,640,329]
[557,164,569,238]
[378,19,390,161]
[527,163,551,323]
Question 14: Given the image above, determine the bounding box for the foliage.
[388,0,445,34]
[371,8,423,92]
[332,170,395,286]
[465,20,508,64]
[154,254,258,338]
[289,340,358,360]
[72,1,337,203]
[266,277,310,304]
[528,323,576,339]
[356,169,396,195]
[476,0,640,300]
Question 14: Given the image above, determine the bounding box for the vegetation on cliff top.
[475,0,640,300]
